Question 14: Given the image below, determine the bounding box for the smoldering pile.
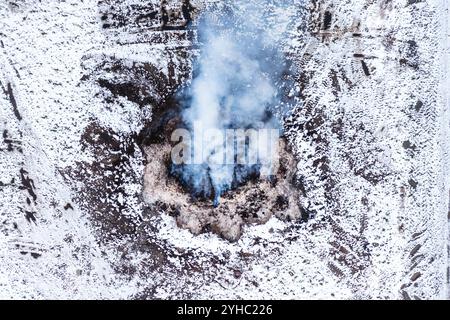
[141,0,307,241]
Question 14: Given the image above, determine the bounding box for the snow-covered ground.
[0,0,449,299]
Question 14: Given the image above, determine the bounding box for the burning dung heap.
[141,2,306,241]
[143,129,304,242]
[140,95,305,242]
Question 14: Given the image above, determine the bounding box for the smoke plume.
[171,0,296,205]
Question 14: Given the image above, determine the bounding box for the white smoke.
[171,0,300,204]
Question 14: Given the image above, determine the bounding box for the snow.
[0,0,449,300]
